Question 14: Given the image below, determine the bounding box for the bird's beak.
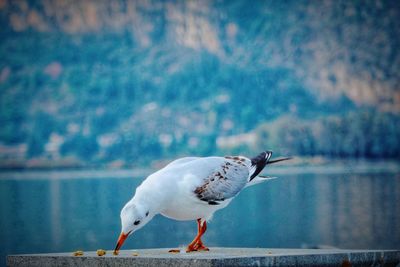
[114,231,130,254]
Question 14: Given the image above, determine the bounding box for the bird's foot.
[196,244,210,251]
[196,240,209,251]
[186,244,197,253]
[186,241,209,252]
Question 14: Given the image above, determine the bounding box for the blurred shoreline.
[0,156,399,180]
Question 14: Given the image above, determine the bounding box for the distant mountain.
[0,0,399,168]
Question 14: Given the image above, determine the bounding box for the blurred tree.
[27,112,55,157]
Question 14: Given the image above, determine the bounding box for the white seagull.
[114,151,290,253]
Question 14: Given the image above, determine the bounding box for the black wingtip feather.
[250,151,272,181]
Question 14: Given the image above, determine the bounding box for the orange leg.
[186,219,209,252]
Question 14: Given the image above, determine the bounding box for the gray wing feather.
[194,158,249,204]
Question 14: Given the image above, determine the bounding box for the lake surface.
[1,167,400,266]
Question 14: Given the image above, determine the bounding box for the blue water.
[1,169,400,266]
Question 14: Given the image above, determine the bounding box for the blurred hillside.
[0,0,399,168]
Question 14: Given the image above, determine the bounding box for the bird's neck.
[132,192,162,216]
[132,179,169,215]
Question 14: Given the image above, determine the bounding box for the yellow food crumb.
[113,251,119,255]
[73,251,84,256]
[132,252,139,256]
[168,249,180,253]
[268,251,272,254]
[96,249,106,256]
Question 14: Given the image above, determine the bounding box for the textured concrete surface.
[7,247,400,267]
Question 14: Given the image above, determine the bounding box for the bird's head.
[114,201,151,254]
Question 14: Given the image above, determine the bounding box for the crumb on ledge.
[96,249,106,256]
[73,251,84,256]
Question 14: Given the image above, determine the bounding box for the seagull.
[113,151,290,254]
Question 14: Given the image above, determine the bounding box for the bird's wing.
[193,156,250,205]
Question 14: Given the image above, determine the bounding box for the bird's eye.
[145,211,149,217]
[134,220,141,225]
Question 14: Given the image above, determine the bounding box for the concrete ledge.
[7,247,400,267]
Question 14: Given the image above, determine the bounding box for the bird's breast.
[160,193,231,221]
[161,202,228,221]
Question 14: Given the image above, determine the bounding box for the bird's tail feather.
[266,157,292,165]
[248,151,291,184]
